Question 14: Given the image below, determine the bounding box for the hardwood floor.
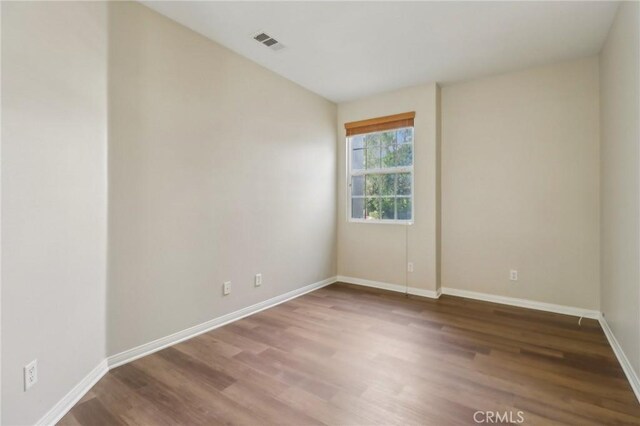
[60,283,640,425]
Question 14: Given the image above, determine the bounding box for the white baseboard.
[341,279,636,403]
[37,359,108,426]
[441,287,600,319]
[35,276,337,425]
[340,277,639,401]
[336,275,440,299]
[33,276,640,425]
[598,315,640,403]
[108,276,337,368]
[335,277,599,319]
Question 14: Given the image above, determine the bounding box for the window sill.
[348,219,413,225]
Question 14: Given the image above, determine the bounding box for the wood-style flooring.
[60,283,640,425]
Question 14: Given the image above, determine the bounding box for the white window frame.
[347,127,415,224]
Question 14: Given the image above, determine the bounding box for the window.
[346,112,415,223]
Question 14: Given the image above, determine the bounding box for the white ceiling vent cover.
[252,31,286,52]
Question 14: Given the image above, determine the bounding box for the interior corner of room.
[1,1,640,425]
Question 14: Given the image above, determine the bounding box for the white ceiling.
[142,1,619,103]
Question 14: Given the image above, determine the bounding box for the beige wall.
[107,2,337,356]
[1,2,108,424]
[600,1,640,374]
[441,57,600,310]
[2,1,636,423]
[337,84,440,293]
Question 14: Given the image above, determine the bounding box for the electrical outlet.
[407,262,414,273]
[223,281,231,295]
[255,273,262,287]
[510,270,518,281]
[24,359,38,391]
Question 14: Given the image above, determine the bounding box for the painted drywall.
[337,84,440,292]
[600,1,640,375]
[107,2,337,356]
[1,2,108,425]
[441,57,600,310]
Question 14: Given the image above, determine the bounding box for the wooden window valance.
[344,112,415,136]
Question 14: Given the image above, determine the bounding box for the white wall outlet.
[510,270,518,281]
[223,281,231,295]
[24,359,38,391]
[255,273,262,287]
[407,262,414,273]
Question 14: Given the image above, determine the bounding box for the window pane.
[352,197,365,219]
[397,128,413,144]
[397,173,411,195]
[365,197,380,220]
[352,148,364,169]
[381,198,395,219]
[364,133,381,148]
[381,130,396,147]
[351,175,364,196]
[397,197,412,220]
[365,174,380,196]
[397,143,412,167]
[381,144,396,167]
[380,174,395,196]
[349,127,414,223]
[365,147,381,169]
[351,135,364,149]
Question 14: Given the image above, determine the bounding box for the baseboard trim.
[107,276,337,369]
[336,275,440,299]
[35,276,639,425]
[441,287,600,319]
[339,280,636,402]
[37,359,108,426]
[598,315,640,403]
[335,278,599,319]
[35,276,337,425]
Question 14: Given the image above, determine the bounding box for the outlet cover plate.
[24,359,38,391]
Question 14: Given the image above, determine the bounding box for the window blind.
[344,112,415,136]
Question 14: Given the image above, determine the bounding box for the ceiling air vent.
[253,33,270,42]
[252,31,286,52]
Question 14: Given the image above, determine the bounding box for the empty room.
[2,1,640,425]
